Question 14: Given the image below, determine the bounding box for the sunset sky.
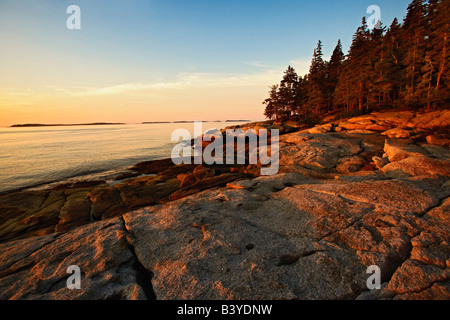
[0,0,411,127]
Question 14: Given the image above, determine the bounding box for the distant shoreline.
[143,120,252,124]
[10,120,254,128]
[10,122,126,128]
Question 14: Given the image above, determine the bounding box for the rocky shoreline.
[0,109,449,300]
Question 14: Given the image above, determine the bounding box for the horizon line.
[4,119,264,128]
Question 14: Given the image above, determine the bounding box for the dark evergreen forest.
[263,0,449,122]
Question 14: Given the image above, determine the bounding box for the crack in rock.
[119,216,157,300]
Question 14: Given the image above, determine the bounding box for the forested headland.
[263,0,449,123]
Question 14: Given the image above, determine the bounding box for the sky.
[0,0,412,126]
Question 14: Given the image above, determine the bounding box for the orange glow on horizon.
[0,82,270,127]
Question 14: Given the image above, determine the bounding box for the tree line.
[263,0,449,122]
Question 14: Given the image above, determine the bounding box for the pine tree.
[279,66,299,120]
[340,17,371,111]
[384,18,404,103]
[417,52,435,109]
[367,22,387,109]
[263,85,280,121]
[334,59,357,112]
[326,39,345,110]
[294,75,309,119]
[308,40,327,114]
[427,0,450,107]
[401,0,427,106]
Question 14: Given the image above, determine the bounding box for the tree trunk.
[436,26,447,91]
[359,82,363,111]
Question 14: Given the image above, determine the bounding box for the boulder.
[426,135,450,147]
[380,138,450,178]
[372,156,390,170]
[383,139,429,162]
[346,115,377,124]
[280,133,310,144]
[307,123,333,134]
[279,132,364,172]
[382,156,450,178]
[381,128,411,139]
[307,126,329,134]
[347,129,377,134]
[371,111,415,128]
[178,166,215,188]
[408,110,450,130]
[336,156,366,174]
[129,158,179,175]
[338,121,371,131]
[366,123,393,131]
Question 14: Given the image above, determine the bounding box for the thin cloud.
[0,62,310,100]
[41,70,285,97]
[240,61,277,68]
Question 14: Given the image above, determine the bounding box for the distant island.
[10,122,126,128]
[142,121,172,124]
[142,120,251,124]
[11,120,253,128]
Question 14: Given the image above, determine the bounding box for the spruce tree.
[308,40,327,114]
[342,17,371,111]
[326,39,345,110]
[427,0,449,107]
[279,66,299,120]
[334,59,357,112]
[263,85,280,121]
[294,75,309,119]
[384,18,404,103]
[401,0,427,106]
[367,22,387,109]
[417,52,435,109]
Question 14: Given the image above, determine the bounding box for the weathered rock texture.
[0,219,150,300]
[0,161,247,243]
[0,110,448,300]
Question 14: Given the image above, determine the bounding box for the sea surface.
[0,121,246,193]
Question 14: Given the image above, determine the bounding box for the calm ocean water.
[0,122,245,193]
